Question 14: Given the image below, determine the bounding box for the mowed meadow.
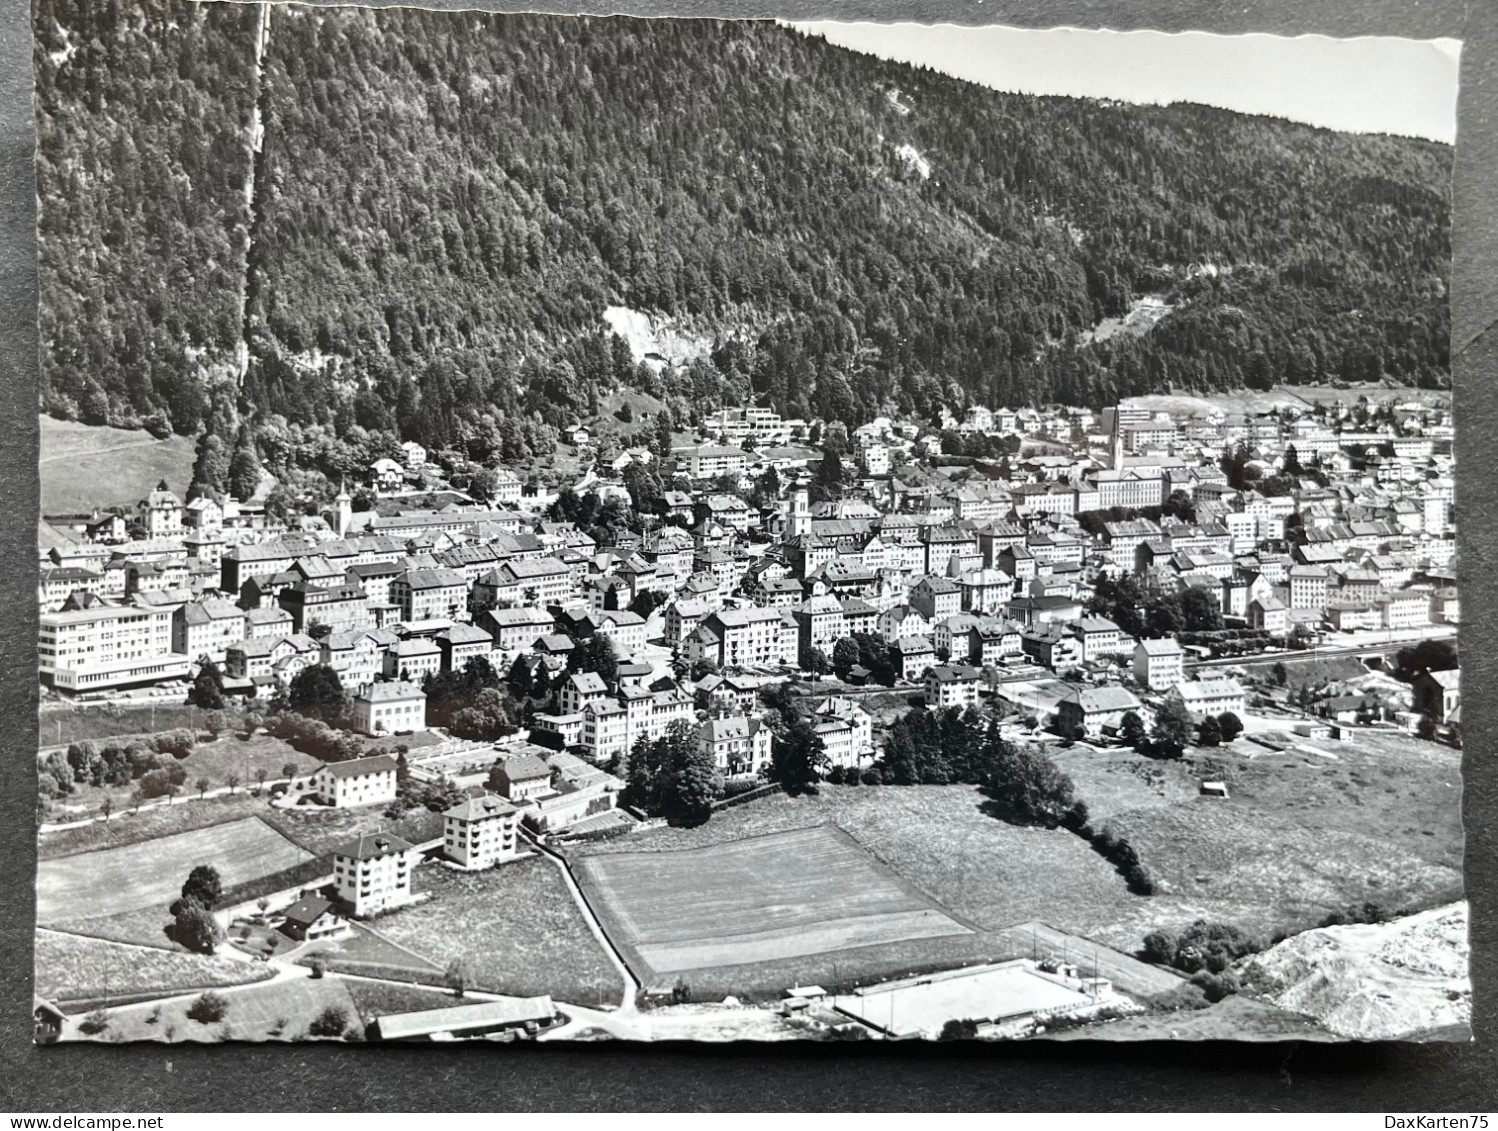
[39,415,195,514]
[36,816,315,924]
[575,825,975,980]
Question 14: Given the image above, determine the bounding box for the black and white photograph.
[29,0,1468,1048]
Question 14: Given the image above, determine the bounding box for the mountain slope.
[35,1,1452,450]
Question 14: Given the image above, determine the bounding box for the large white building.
[685,607,798,668]
[38,605,188,692]
[1169,676,1247,721]
[349,681,428,737]
[1132,638,1185,692]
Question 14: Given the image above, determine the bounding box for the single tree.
[186,992,230,1026]
[831,637,859,680]
[770,714,826,795]
[182,864,223,909]
[1197,716,1223,747]
[225,772,241,795]
[309,1005,351,1039]
[254,768,268,793]
[288,664,348,721]
[566,633,619,687]
[1151,698,1193,758]
[444,957,475,998]
[1118,710,1147,751]
[188,661,226,710]
[171,902,224,955]
[196,777,211,800]
[1217,711,1244,743]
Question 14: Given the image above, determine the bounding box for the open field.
[1236,654,1369,691]
[40,788,444,864]
[74,976,361,1042]
[39,415,197,515]
[302,922,443,982]
[1061,732,1465,948]
[993,922,1184,996]
[37,817,315,923]
[340,977,462,1026]
[371,857,623,1006]
[578,826,974,980]
[47,904,189,951]
[1050,744,1203,821]
[35,929,272,1007]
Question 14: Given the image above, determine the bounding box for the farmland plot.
[36,817,314,923]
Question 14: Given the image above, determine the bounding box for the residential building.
[331,833,416,917]
[924,664,981,709]
[1054,686,1144,739]
[313,754,400,808]
[349,681,428,737]
[443,793,522,870]
[1133,638,1185,692]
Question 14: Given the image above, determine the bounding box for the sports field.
[575,826,974,980]
[36,816,315,923]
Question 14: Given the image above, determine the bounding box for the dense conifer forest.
[35,0,1452,459]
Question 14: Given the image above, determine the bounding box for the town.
[34,388,1466,1045]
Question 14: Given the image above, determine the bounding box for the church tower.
[790,487,811,538]
[334,482,352,539]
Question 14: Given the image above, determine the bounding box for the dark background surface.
[1,0,1494,1112]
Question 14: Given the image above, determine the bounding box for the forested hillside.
[35,0,1452,460]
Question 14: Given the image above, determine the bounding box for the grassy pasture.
[39,702,206,749]
[1061,732,1465,947]
[35,929,272,1007]
[37,816,314,923]
[302,922,443,981]
[46,905,186,951]
[39,415,196,515]
[340,977,462,1026]
[370,857,622,1006]
[77,976,361,1043]
[262,805,446,859]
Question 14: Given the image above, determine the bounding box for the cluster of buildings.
[37,391,1457,768]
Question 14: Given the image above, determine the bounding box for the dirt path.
[524,831,640,1014]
